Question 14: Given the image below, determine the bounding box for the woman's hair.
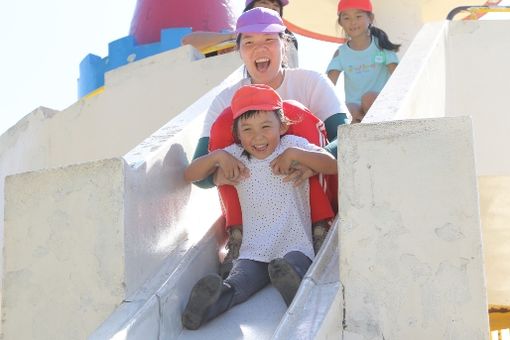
[236,31,293,71]
[232,108,291,159]
[337,12,400,52]
[244,0,284,16]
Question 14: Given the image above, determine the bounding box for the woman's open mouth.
[255,58,270,72]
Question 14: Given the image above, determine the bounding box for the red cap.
[337,0,373,13]
[231,84,283,120]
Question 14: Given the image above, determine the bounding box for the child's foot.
[182,274,222,330]
[219,227,242,279]
[268,258,302,306]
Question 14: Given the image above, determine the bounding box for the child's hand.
[283,163,317,187]
[213,150,249,185]
[214,167,250,186]
[270,148,298,175]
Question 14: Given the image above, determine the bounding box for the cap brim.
[236,23,287,34]
[233,104,282,119]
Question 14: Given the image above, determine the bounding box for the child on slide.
[182,84,337,330]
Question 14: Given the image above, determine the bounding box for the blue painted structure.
[78,27,192,98]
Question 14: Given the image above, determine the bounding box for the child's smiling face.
[339,9,373,39]
[237,110,287,160]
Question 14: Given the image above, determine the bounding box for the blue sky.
[0,1,337,136]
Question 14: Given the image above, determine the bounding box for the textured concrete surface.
[479,176,510,308]
[3,159,125,340]
[338,118,489,339]
[445,20,510,176]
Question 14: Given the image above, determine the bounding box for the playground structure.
[1,1,510,339]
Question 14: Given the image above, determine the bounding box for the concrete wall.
[367,19,510,310]
[445,20,510,176]
[1,86,227,339]
[445,20,510,308]
[338,118,489,339]
[3,158,126,340]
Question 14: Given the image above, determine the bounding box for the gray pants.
[224,251,312,306]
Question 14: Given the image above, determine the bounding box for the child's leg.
[309,176,335,223]
[283,101,336,252]
[309,176,335,253]
[201,260,269,326]
[209,109,244,276]
[209,108,243,229]
[182,274,225,330]
[224,259,270,305]
[268,251,312,306]
[347,103,363,123]
[219,225,242,279]
[217,185,242,227]
[216,185,243,278]
[182,259,269,330]
[360,91,379,116]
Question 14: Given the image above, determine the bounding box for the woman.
[191,7,349,275]
[182,0,298,66]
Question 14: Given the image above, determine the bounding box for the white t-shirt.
[223,135,317,262]
[200,68,346,138]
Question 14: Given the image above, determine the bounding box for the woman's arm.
[190,137,215,188]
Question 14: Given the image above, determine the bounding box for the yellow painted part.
[200,40,236,55]
[83,86,105,100]
[490,312,510,332]
[469,7,510,13]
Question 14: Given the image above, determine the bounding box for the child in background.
[182,84,337,330]
[327,0,400,123]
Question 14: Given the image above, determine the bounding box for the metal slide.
[90,207,341,340]
[176,219,341,340]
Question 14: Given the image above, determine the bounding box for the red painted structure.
[129,0,238,44]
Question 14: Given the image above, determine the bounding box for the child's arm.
[326,49,342,85]
[271,147,337,176]
[185,149,247,183]
[327,70,341,85]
